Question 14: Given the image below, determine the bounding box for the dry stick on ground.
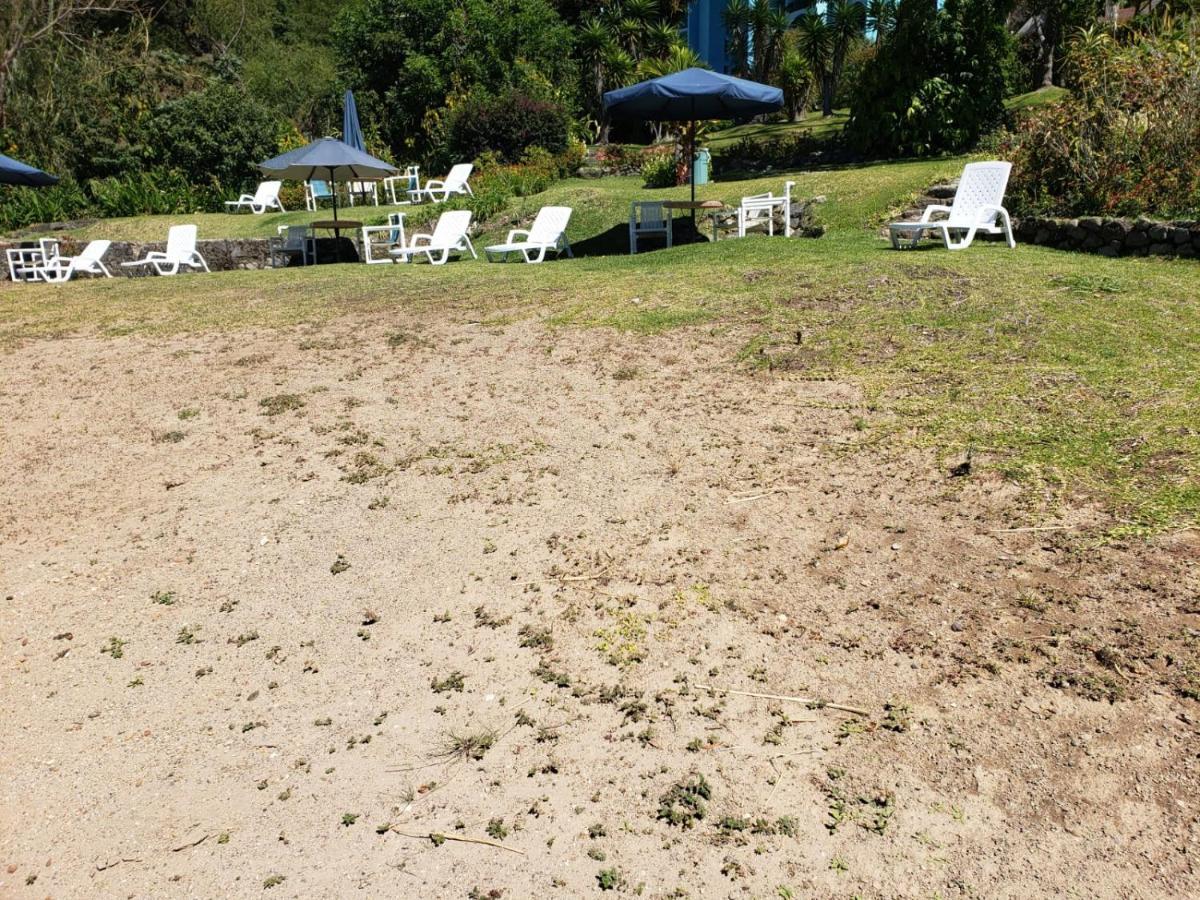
[695,683,871,717]
[990,524,1078,534]
[726,487,805,504]
[170,833,210,852]
[388,828,525,855]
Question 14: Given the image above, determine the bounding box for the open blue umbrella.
[342,90,366,153]
[604,68,783,205]
[258,137,396,225]
[0,153,59,187]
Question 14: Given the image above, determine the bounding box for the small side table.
[662,200,727,243]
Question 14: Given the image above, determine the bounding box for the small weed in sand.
[439,728,497,762]
[231,631,259,647]
[263,874,285,889]
[430,671,465,693]
[259,394,305,416]
[518,624,554,650]
[475,606,510,629]
[151,590,177,605]
[176,625,199,645]
[153,429,185,444]
[100,636,126,658]
[882,702,911,732]
[658,774,711,829]
[368,495,390,510]
[341,813,358,826]
[486,818,509,840]
[177,407,200,420]
[612,365,639,381]
[595,611,648,667]
[330,554,350,575]
[588,822,608,839]
[596,868,625,891]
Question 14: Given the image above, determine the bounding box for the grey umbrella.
[257,137,397,225]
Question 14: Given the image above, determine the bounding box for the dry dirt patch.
[1,319,1197,898]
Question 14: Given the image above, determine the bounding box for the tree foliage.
[846,0,1016,156]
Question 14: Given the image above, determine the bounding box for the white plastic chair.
[737,181,795,237]
[347,181,379,206]
[484,206,573,263]
[361,213,410,264]
[410,164,473,203]
[389,210,475,265]
[269,225,315,267]
[383,166,421,205]
[121,225,210,276]
[35,240,113,283]
[629,201,670,254]
[889,161,1016,251]
[224,181,285,214]
[305,180,334,212]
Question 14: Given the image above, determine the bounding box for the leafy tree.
[866,0,898,44]
[795,11,833,114]
[846,0,1016,156]
[777,43,815,122]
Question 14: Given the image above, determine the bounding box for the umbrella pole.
[331,167,341,262]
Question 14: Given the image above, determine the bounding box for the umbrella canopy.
[602,67,782,122]
[0,153,59,187]
[258,137,397,226]
[604,68,782,211]
[342,90,366,153]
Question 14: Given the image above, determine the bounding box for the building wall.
[686,0,728,73]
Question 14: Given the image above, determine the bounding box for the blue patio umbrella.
[604,68,783,205]
[0,152,59,187]
[342,90,366,153]
[257,137,396,226]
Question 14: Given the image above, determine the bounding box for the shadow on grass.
[570,218,719,259]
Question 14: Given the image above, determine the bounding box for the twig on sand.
[695,683,870,718]
[726,487,803,504]
[95,857,141,871]
[388,828,525,855]
[559,569,611,582]
[170,833,210,852]
[989,524,1077,534]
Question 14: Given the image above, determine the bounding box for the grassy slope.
[2,159,1196,530]
[706,109,849,149]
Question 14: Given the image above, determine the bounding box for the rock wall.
[1,236,357,281]
[1014,216,1200,258]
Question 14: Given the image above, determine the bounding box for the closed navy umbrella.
[342,90,366,153]
[0,153,59,187]
[604,68,783,205]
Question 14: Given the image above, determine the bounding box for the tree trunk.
[822,73,834,117]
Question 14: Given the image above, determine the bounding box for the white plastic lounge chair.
[305,180,334,211]
[121,225,210,276]
[410,164,473,203]
[738,181,795,237]
[383,166,421,205]
[629,201,670,254]
[484,206,574,263]
[347,181,378,206]
[889,161,1016,251]
[225,180,285,214]
[361,213,411,265]
[269,225,315,267]
[389,210,476,265]
[34,240,113,283]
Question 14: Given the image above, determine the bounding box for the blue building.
[685,2,832,74]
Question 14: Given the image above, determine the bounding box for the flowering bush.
[640,146,677,188]
[1000,22,1200,218]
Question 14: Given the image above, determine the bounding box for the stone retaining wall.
[0,236,358,281]
[1016,216,1200,258]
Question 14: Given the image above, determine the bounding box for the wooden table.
[310,219,364,263]
[662,200,727,243]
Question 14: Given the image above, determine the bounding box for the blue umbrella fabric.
[0,153,59,187]
[602,67,782,122]
[258,137,396,223]
[604,68,782,207]
[342,90,366,153]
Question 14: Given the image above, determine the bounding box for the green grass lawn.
[706,109,849,149]
[3,157,1197,531]
[1005,85,1069,112]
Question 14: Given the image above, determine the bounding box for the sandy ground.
[1,316,1198,899]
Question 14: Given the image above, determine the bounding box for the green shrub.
[846,0,1015,157]
[445,87,571,164]
[140,81,283,193]
[999,22,1200,218]
[640,146,677,188]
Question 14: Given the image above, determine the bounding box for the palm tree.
[795,11,833,116]
[722,0,753,78]
[866,0,896,44]
[826,0,865,116]
[777,43,814,122]
[644,20,682,58]
[578,18,615,139]
[752,2,791,83]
